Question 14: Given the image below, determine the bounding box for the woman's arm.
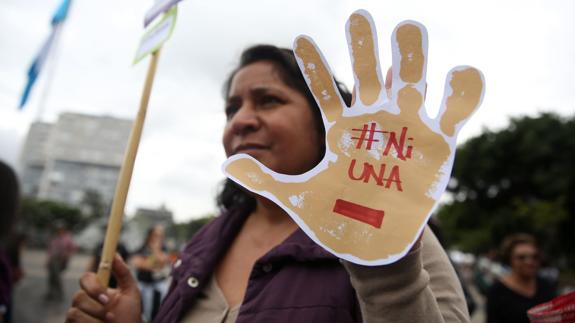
[343,227,469,323]
[132,252,169,272]
[131,254,154,271]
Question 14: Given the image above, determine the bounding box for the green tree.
[20,197,88,233]
[438,113,575,266]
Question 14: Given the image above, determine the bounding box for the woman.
[66,45,469,322]
[486,233,557,323]
[132,225,171,322]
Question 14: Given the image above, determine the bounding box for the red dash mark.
[332,199,384,228]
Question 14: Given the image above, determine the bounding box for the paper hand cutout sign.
[223,10,485,265]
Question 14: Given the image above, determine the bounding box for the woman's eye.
[225,104,240,120]
[260,95,283,107]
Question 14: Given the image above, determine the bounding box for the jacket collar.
[175,207,338,281]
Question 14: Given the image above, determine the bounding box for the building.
[130,205,176,249]
[132,205,174,229]
[19,112,132,211]
[19,121,53,197]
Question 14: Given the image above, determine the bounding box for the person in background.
[0,160,21,323]
[132,224,172,322]
[486,233,557,323]
[44,222,76,302]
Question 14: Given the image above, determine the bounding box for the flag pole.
[97,48,161,285]
[35,24,63,121]
[18,0,72,111]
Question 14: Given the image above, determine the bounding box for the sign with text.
[223,10,485,265]
[144,0,183,27]
[134,6,177,65]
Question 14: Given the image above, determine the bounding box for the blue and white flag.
[19,0,72,109]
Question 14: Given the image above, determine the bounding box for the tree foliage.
[19,197,87,232]
[438,113,575,266]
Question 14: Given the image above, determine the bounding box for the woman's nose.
[230,103,260,135]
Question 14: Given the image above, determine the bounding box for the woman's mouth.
[233,143,269,155]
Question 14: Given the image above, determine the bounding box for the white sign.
[144,0,182,27]
[223,10,485,266]
[134,6,177,64]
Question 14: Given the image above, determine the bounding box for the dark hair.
[0,160,20,241]
[217,44,352,212]
[500,233,537,266]
[137,224,164,253]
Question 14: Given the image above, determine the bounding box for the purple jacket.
[154,209,362,322]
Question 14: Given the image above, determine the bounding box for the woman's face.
[223,61,323,175]
[510,243,540,278]
[150,225,164,243]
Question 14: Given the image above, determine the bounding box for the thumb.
[438,66,484,137]
[111,253,138,295]
[224,154,283,195]
[223,154,306,208]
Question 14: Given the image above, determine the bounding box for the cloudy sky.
[1,0,574,222]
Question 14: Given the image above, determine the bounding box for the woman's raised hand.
[223,10,484,265]
[66,254,142,323]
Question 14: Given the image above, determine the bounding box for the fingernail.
[98,294,109,304]
[106,312,115,320]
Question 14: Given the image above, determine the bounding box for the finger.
[294,36,345,123]
[224,155,278,192]
[384,66,428,100]
[392,21,427,86]
[346,10,384,106]
[223,154,299,203]
[391,21,428,118]
[390,21,428,117]
[79,272,108,301]
[71,291,108,320]
[111,253,139,295]
[438,66,484,137]
[397,85,424,119]
[66,307,104,323]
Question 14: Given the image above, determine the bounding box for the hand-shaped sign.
[224,10,484,265]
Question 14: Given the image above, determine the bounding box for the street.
[13,249,90,323]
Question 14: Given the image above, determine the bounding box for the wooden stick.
[97,48,161,285]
